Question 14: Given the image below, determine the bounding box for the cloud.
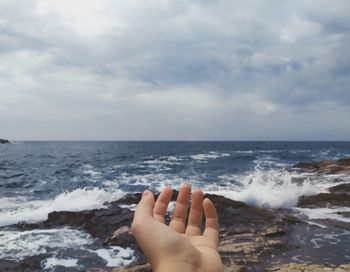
[0,0,349,140]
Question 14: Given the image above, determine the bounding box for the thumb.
[132,190,155,225]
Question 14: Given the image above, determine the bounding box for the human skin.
[131,184,223,272]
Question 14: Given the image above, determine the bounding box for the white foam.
[119,204,137,211]
[190,152,230,161]
[207,166,322,208]
[112,171,203,193]
[0,188,125,226]
[295,207,350,223]
[82,164,101,177]
[143,158,182,166]
[42,257,79,269]
[166,156,186,161]
[83,169,101,177]
[309,230,350,249]
[234,150,254,154]
[90,246,135,267]
[0,228,93,260]
[306,221,327,228]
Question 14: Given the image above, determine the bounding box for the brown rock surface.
[6,188,350,271]
[268,263,350,271]
[294,158,350,175]
[298,193,350,208]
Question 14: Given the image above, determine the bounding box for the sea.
[1,141,350,269]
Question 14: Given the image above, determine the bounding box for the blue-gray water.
[2,141,350,198]
[1,141,350,268]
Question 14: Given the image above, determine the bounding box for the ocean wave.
[190,151,230,161]
[206,166,322,208]
[0,228,93,260]
[0,188,124,227]
[0,227,135,269]
[82,164,102,178]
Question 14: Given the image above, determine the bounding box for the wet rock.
[202,195,301,271]
[0,254,49,272]
[298,193,350,208]
[295,163,350,209]
[5,190,349,271]
[104,226,131,245]
[113,264,152,272]
[268,263,350,271]
[337,211,350,218]
[19,255,48,269]
[0,259,21,272]
[329,183,350,194]
[36,192,300,270]
[294,157,350,175]
[0,139,10,144]
[44,203,134,242]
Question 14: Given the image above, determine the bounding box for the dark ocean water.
[1,141,350,268]
[2,141,350,199]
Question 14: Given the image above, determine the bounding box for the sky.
[0,0,349,141]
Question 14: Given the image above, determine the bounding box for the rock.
[295,161,350,209]
[294,157,350,175]
[104,226,131,245]
[328,183,350,194]
[0,260,21,272]
[268,263,350,271]
[113,264,152,272]
[0,254,49,272]
[337,211,350,218]
[0,139,10,144]
[298,193,350,208]
[44,203,134,242]
[6,190,349,271]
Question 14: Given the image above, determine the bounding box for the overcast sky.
[1,0,349,140]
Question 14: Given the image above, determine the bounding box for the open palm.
[132,185,223,272]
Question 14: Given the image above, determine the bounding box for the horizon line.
[5,139,350,142]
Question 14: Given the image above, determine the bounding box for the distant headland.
[0,138,10,144]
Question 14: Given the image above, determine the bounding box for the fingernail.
[181,183,192,187]
[142,190,151,198]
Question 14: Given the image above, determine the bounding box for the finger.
[131,190,162,266]
[169,184,191,233]
[185,189,204,235]
[203,198,219,247]
[153,187,173,223]
[132,190,155,228]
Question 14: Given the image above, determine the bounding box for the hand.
[131,184,223,272]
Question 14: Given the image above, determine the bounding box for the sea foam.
[0,188,124,227]
[0,228,93,260]
[42,257,79,269]
[89,246,135,267]
[207,166,322,208]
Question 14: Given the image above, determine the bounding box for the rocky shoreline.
[1,158,350,271]
[0,138,10,144]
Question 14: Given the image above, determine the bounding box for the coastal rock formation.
[13,192,304,271]
[0,138,10,144]
[294,158,350,175]
[268,263,350,272]
[297,175,350,209]
[0,254,50,272]
[4,157,350,271]
[298,192,350,208]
